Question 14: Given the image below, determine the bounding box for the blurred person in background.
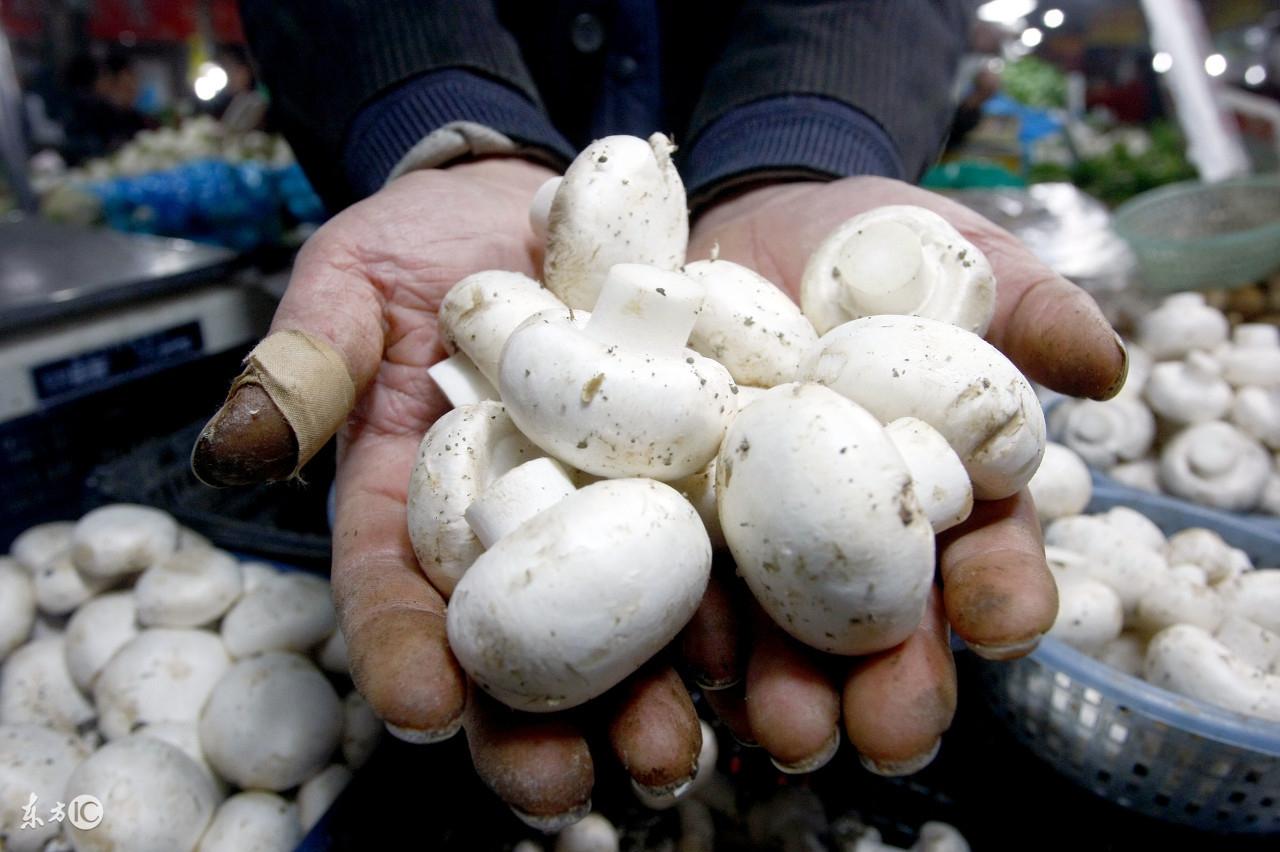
[60,50,149,164]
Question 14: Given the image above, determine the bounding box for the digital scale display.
[31,321,204,401]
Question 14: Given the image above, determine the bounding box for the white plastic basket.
[973,482,1280,835]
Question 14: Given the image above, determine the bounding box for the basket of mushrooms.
[972,440,1280,835]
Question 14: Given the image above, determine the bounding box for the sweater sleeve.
[238,0,573,207]
[678,0,968,201]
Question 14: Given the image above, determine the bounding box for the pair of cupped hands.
[193,156,1126,826]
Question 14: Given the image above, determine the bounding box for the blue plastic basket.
[974,481,1280,834]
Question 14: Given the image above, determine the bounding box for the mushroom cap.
[543,134,687,309]
[1159,421,1270,512]
[800,315,1045,500]
[555,812,620,852]
[1144,354,1233,425]
[499,307,737,480]
[1028,442,1092,524]
[0,724,90,852]
[1131,574,1224,637]
[219,571,335,658]
[63,734,219,852]
[1166,527,1252,585]
[1230,386,1280,449]
[406,401,542,596]
[1047,396,1155,469]
[198,652,343,790]
[718,384,935,655]
[1217,569,1280,634]
[298,764,352,831]
[438,270,567,386]
[9,521,75,573]
[135,548,243,628]
[71,504,179,580]
[0,636,95,733]
[448,478,711,711]
[196,791,301,852]
[94,629,231,739]
[683,258,817,387]
[1093,632,1147,677]
[800,205,996,336]
[64,591,139,692]
[341,690,380,769]
[1144,624,1280,721]
[1136,292,1230,360]
[32,551,112,616]
[0,563,35,661]
[1043,515,1168,616]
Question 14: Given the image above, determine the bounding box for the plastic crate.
[973,483,1280,834]
[84,420,334,569]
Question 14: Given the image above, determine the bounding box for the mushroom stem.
[465,457,576,548]
[428,353,499,408]
[529,176,563,243]
[584,264,705,354]
[884,417,973,533]
[834,220,926,316]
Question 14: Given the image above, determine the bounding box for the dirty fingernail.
[770,728,840,775]
[1093,332,1130,401]
[858,738,941,777]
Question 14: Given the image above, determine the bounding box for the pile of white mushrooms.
[0,505,374,852]
[1048,291,1280,515]
[1029,446,1280,722]
[407,134,1044,723]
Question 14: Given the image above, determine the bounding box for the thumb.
[192,223,387,486]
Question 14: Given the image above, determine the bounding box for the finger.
[937,491,1058,660]
[679,568,744,690]
[464,690,594,831]
[608,663,702,799]
[331,430,467,740]
[842,587,956,776]
[745,620,841,773]
[192,215,389,486]
[701,682,757,748]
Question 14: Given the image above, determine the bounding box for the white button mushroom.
[1143,351,1233,425]
[341,690,381,770]
[1135,292,1229,361]
[196,791,301,852]
[799,205,996,336]
[448,473,711,711]
[71,503,179,581]
[499,264,737,480]
[1159,421,1270,511]
[1107,458,1161,493]
[1043,516,1168,616]
[800,315,1045,500]
[540,133,688,310]
[135,548,243,628]
[406,401,543,597]
[198,652,343,791]
[94,629,231,739]
[135,721,225,793]
[882,417,974,533]
[0,637,95,734]
[1091,632,1147,677]
[1165,527,1252,586]
[64,591,139,692]
[682,258,818,387]
[1047,572,1124,655]
[1046,397,1155,469]
[1144,624,1280,721]
[317,627,349,675]
[0,561,35,662]
[63,734,220,852]
[220,571,335,658]
[717,384,935,655]
[239,561,282,594]
[437,269,568,387]
[1217,569,1280,634]
[1130,566,1224,637]
[1100,506,1168,553]
[9,521,75,574]
[1217,323,1280,388]
[1215,614,1280,675]
[1230,386,1280,449]
[427,352,499,407]
[0,724,90,852]
[1028,442,1093,524]
[555,812,620,852]
[298,764,352,831]
[31,552,112,616]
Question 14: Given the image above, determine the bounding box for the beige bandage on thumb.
[230,330,356,477]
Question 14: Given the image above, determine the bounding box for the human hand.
[681,176,1127,774]
[192,158,704,827]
